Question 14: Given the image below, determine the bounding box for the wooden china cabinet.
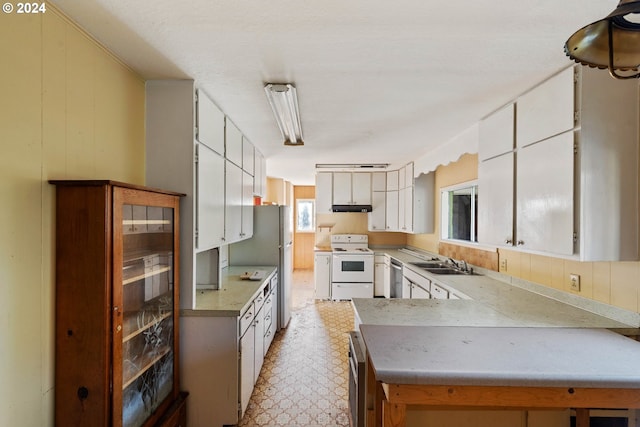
[50,180,187,427]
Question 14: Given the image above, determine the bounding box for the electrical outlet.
[500,259,508,272]
[569,274,581,291]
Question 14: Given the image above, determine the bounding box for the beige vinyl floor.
[238,270,354,427]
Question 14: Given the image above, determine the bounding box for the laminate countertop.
[356,249,639,335]
[182,266,277,317]
[360,325,640,388]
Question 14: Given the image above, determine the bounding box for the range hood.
[331,204,373,213]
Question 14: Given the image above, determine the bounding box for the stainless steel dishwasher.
[389,258,403,298]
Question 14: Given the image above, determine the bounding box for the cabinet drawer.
[254,293,266,311]
[263,295,274,324]
[240,302,255,336]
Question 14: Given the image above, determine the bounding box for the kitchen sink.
[409,261,449,269]
[423,267,469,275]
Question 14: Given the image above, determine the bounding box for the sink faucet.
[448,258,459,268]
[461,260,468,272]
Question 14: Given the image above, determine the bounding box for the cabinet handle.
[245,311,253,320]
[505,239,513,244]
[517,240,525,246]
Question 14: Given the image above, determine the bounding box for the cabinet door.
[196,90,225,155]
[371,172,386,191]
[333,172,352,204]
[386,170,399,191]
[314,252,331,299]
[242,138,254,175]
[517,67,575,148]
[400,187,413,232]
[398,188,406,231]
[385,190,399,231]
[399,166,406,189]
[315,172,333,213]
[197,144,226,249]
[225,120,243,167]
[411,283,431,299]
[383,258,391,299]
[374,261,385,297]
[113,187,180,427]
[516,132,574,255]
[253,306,265,384]
[239,325,255,417]
[225,161,243,243]
[368,192,386,231]
[478,153,514,247]
[479,103,514,161]
[241,171,254,240]
[253,150,265,197]
[404,163,414,188]
[352,173,371,205]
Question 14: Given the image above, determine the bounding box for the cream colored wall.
[0,5,145,426]
[408,153,640,314]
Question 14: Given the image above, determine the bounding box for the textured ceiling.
[50,0,613,184]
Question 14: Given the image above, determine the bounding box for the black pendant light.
[565,0,640,79]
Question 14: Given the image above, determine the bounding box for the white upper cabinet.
[516,67,574,148]
[196,90,225,155]
[352,173,372,205]
[371,172,386,192]
[386,170,399,191]
[478,66,638,261]
[254,149,266,198]
[332,172,352,205]
[385,190,399,231]
[478,153,514,247]
[242,138,254,176]
[315,172,333,214]
[241,170,254,239]
[368,191,386,231]
[196,144,226,249]
[479,103,514,161]
[332,172,371,205]
[516,133,574,255]
[404,163,414,188]
[226,119,243,167]
[225,160,243,244]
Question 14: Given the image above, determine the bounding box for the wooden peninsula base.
[360,325,640,427]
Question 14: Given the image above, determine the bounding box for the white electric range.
[330,234,374,300]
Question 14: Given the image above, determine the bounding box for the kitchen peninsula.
[180,266,278,427]
[353,248,640,427]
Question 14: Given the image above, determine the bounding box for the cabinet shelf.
[123,265,171,286]
[123,219,171,226]
[123,346,171,390]
[123,310,172,343]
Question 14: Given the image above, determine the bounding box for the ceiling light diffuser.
[264,83,304,146]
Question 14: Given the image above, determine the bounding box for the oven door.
[332,253,374,283]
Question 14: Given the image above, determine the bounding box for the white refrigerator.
[229,205,293,329]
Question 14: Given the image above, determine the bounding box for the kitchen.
[4,1,640,427]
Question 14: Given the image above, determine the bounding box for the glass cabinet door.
[114,190,177,427]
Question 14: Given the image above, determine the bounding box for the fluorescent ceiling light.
[315,163,390,169]
[264,83,304,146]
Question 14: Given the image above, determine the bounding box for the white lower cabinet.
[374,255,391,298]
[239,312,255,416]
[181,272,277,427]
[314,251,332,299]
